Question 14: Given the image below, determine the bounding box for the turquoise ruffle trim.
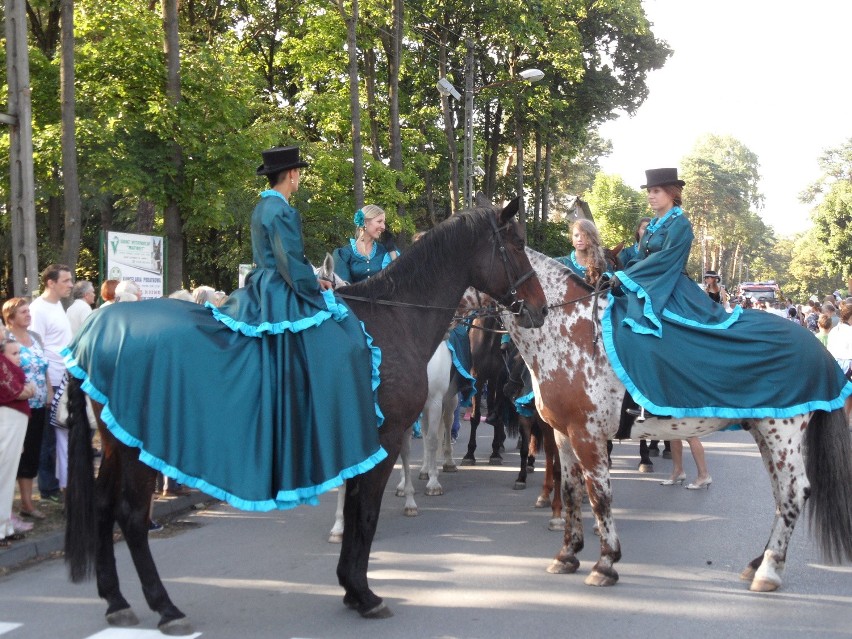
[614,270,662,337]
[61,347,389,512]
[206,289,349,337]
[600,311,852,419]
[514,390,535,417]
[360,321,385,428]
[445,339,477,406]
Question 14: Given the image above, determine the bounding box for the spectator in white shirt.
[28,264,73,502]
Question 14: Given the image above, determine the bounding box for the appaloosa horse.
[503,248,852,592]
[63,201,547,634]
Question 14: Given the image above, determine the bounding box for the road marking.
[0,624,22,636]
[86,630,202,638]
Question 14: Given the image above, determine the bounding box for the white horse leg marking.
[441,382,459,473]
[329,487,345,543]
[396,427,418,516]
[745,418,809,591]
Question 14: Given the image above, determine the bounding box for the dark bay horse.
[63,201,547,634]
[503,248,852,592]
[461,311,511,465]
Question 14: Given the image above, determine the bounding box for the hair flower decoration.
[353,209,365,227]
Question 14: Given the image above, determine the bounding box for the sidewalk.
[0,490,216,572]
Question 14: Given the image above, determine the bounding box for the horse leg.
[113,451,191,634]
[547,430,584,572]
[394,427,417,516]
[569,429,621,587]
[441,390,458,473]
[547,425,564,528]
[741,419,809,592]
[329,487,346,543]
[422,399,444,497]
[638,439,654,473]
[338,452,399,618]
[514,415,531,490]
[461,387,482,465]
[89,442,138,628]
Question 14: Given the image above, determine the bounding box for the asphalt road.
[1,426,851,639]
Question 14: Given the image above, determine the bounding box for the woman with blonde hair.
[555,218,609,285]
[333,204,397,283]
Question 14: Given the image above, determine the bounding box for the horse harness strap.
[486,214,536,317]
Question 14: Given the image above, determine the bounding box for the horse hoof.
[740,565,757,581]
[360,602,393,619]
[159,617,194,636]
[526,465,535,473]
[535,496,551,508]
[459,457,475,466]
[328,532,343,544]
[489,456,503,466]
[585,570,618,587]
[442,463,458,473]
[749,578,780,593]
[106,608,140,627]
[547,517,566,531]
[638,463,654,473]
[418,471,429,481]
[546,558,579,574]
[425,486,443,496]
[404,507,419,517]
[513,481,526,490]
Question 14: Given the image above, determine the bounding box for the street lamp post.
[437,63,544,210]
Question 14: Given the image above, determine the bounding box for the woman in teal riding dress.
[618,216,651,269]
[63,146,387,511]
[333,204,396,284]
[555,219,609,282]
[603,168,852,419]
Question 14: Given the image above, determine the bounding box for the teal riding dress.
[63,190,387,511]
[332,239,394,284]
[603,206,852,417]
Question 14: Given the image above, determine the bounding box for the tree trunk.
[438,39,459,213]
[163,0,184,293]
[47,192,62,248]
[364,47,382,162]
[386,0,404,216]
[337,0,364,208]
[136,198,156,233]
[59,0,82,273]
[542,132,552,225]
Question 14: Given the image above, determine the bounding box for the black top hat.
[703,270,720,282]
[256,146,309,176]
[641,168,685,189]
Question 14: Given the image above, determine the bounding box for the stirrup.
[625,406,647,422]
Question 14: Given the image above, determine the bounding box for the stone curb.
[0,492,215,571]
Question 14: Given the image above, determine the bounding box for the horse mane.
[341,206,494,300]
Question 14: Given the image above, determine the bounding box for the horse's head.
[467,198,547,329]
[314,253,348,290]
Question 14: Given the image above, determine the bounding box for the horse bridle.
[486,213,537,317]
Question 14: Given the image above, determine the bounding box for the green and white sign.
[106,231,165,299]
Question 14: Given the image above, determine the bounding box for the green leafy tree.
[584,173,647,248]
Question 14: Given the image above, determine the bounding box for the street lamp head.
[436,77,462,101]
[519,68,545,82]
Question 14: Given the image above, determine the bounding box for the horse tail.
[805,408,852,563]
[530,418,543,455]
[64,376,97,583]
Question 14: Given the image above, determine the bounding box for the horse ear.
[474,192,490,208]
[323,253,334,273]
[499,197,520,223]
